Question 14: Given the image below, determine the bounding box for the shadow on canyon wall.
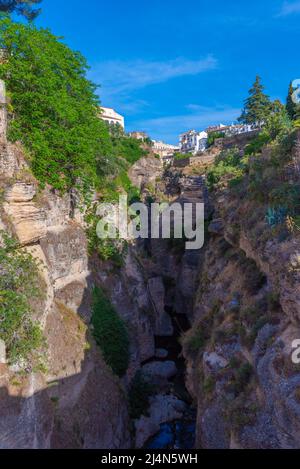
[0,266,131,449]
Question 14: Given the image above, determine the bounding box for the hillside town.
[101,106,257,162]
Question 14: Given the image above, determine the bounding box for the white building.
[128,131,149,140]
[152,140,179,158]
[100,107,125,129]
[225,123,255,136]
[179,130,208,155]
[205,124,227,134]
[206,123,255,137]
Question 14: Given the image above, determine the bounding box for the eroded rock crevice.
[125,172,210,449]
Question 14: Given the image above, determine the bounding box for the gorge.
[0,81,300,449]
[1,2,300,454]
[2,109,300,449]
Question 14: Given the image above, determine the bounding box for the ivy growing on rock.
[0,232,44,366]
[91,287,129,377]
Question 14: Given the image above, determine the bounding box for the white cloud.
[277,1,300,16]
[89,56,217,112]
[90,56,217,94]
[129,105,240,144]
[88,56,224,142]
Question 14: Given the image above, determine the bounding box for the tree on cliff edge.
[0,17,112,193]
[238,76,271,127]
[0,0,42,19]
[286,81,298,120]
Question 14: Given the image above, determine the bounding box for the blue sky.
[35,0,300,144]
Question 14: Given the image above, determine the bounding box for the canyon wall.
[0,140,131,449]
[0,120,195,448]
[183,140,300,449]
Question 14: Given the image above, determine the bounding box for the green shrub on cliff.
[207,131,225,147]
[207,148,247,190]
[269,183,300,214]
[112,135,147,166]
[174,152,190,160]
[91,287,129,377]
[0,17,112,193]
[0,232,44,365]
[244,132,271,156]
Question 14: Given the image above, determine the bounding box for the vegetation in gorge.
[91,287,130,377]
[0,232,44,366]
[86,212,126,267]
[207,91,297,199]
[128,371,155,420]
[206,147,247,190]
[85,172,137,267]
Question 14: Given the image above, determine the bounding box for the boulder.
[3,201,46,245]
[203,352,228,372]
[135,394,187,448]
[128,156,162,190]
[5,182,36,203]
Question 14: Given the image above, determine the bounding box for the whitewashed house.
[100,107,125,129]
[152,140,179,158]
[128,131,149,140]
[179,130,208,155]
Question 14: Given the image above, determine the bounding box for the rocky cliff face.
[2,113,300,450]
[0,134,199,449]
[0,145,131,449]
[128,155,163,191]
[183,139,300,449]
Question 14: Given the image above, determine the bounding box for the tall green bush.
[0,17,112,193]
[207,148,247,190]
[207,131,225,147]
[91,287,130,377]
[0,232,44,365]
[128,371,154,419]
